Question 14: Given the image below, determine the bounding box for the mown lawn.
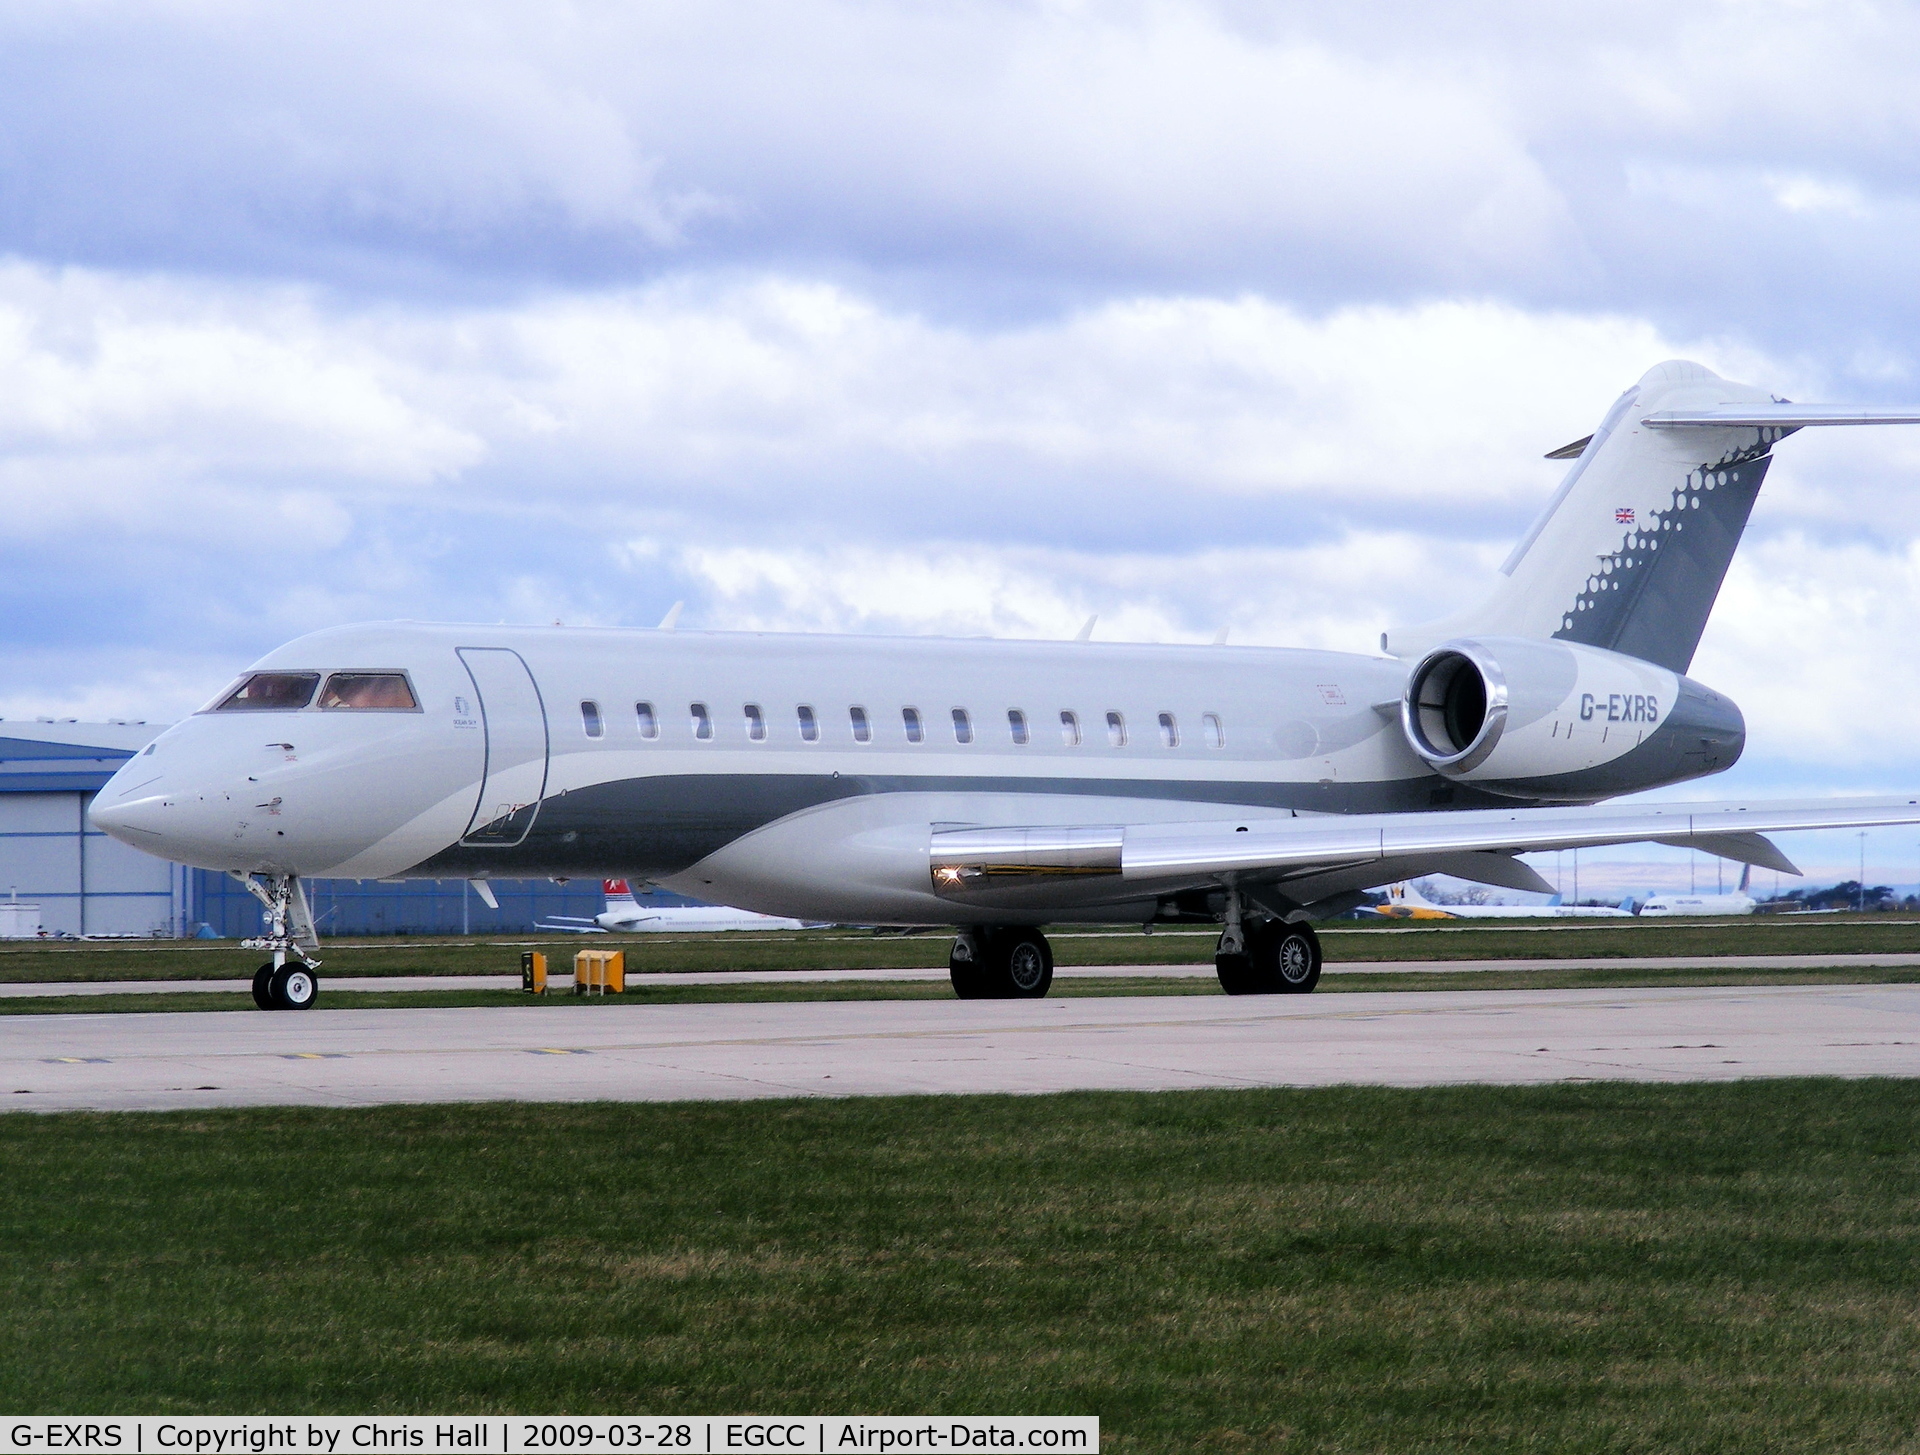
[4,1081,1920,1451]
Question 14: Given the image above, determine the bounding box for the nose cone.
[90,762,177,850]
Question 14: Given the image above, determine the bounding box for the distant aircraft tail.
[604,878,638,906]
[1387,361,1920,673]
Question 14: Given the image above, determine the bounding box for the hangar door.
[457,647,550,847]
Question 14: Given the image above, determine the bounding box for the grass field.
[9,962,1920,1016]
[5,1081,1920,1450]
[4,914,1920,983]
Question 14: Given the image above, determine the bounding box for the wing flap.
[1119,798,1920,882]
[1651,831,1799,876]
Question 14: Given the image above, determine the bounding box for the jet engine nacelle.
[1400,636,1744,801]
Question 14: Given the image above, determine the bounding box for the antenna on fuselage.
[1074,615,1097,642]
[657,601,684,631]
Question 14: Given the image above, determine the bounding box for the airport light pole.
[1858,832,1868,912]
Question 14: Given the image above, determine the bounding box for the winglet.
[1075,615,1097,642]
[657,601,684,631]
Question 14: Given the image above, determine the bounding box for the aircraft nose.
[89,781,174,848]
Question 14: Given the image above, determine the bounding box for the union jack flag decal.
[1615,507,1635,525]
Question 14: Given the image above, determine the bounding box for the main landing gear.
[233,871,322,1010]
[1213,886,1322,995]
[949,927,1055,999]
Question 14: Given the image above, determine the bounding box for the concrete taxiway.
[6,983,1918,1112]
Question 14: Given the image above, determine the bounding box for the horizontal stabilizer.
[1652,831,1799,876]
[1643,405,1920,428]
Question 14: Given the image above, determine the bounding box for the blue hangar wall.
[0,722,613,937]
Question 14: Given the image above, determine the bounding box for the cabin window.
[1106,711,1127,747]
[635,701,658,739]
[1059,710,1081,746]
[317,673,418,711]
[850,706,872,743]
[690,703,713,740]
[212,672,320,711]
[744,704,766,741]
[1008,709,1029,745]
[1202,712,1224,748]
[581,701,604,738]
[798,705,819,742]
[952,708,973,744]
[903,707,924,743]
[1157,712,1178,748]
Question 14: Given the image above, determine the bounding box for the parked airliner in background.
[91,361,1920,1008]
[539,879,809,934]
[1638,864,1758,916]
[1372,881,1632,920]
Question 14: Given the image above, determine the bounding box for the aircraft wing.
[1119,797,1920,880]
[931,796,1920,914]
[1641,404,1920,428]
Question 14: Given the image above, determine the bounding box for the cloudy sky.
[6,0,1920,887]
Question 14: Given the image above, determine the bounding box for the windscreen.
[211,673,320,711]
[318,673,419,710]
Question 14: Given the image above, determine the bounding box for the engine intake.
[1397,636,1742,800]
[1404,642,1508,773]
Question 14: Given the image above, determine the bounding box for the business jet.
[1372,881,1632,920]
[1638,864,1758,916]
[539,879,809,933]
[91,360,1920,1008]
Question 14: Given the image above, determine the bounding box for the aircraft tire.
[1214,943,1255,994]
[269,963,319,1010]
[1268,922,1322,994]
[1220,922,1322,994]
[949,931,994,999]
[997,929,1054,999]
[251,964,276,1010]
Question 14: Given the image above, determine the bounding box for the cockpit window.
[211,672,320,711]
[317,673,419,711]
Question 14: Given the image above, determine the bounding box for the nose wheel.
[234,872,323,1010]
[252,960,320,1009]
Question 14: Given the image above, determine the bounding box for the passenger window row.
[579,699,1226,747]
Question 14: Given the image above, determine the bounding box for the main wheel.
[949,931,993,999]
[269,963,319,1010]
[1267,922,1322,994]
[1218,921,1323,994]
[998,929,1054,999]
[1215,934,1257,995]
[251,963,276,1010]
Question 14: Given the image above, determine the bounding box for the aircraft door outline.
[457,647,550,847]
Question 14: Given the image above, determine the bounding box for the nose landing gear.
[233,871,322,1010]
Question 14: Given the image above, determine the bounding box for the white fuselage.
[88,620,1730,927]
[1637,893,1756,916]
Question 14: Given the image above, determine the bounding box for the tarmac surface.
[7,982,1919,1111]
[9,952,1920,998]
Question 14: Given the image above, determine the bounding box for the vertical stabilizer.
[1387,361,1789,673]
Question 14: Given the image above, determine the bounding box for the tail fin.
[1738,863,1751,893]
[1386,361,1920,673]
